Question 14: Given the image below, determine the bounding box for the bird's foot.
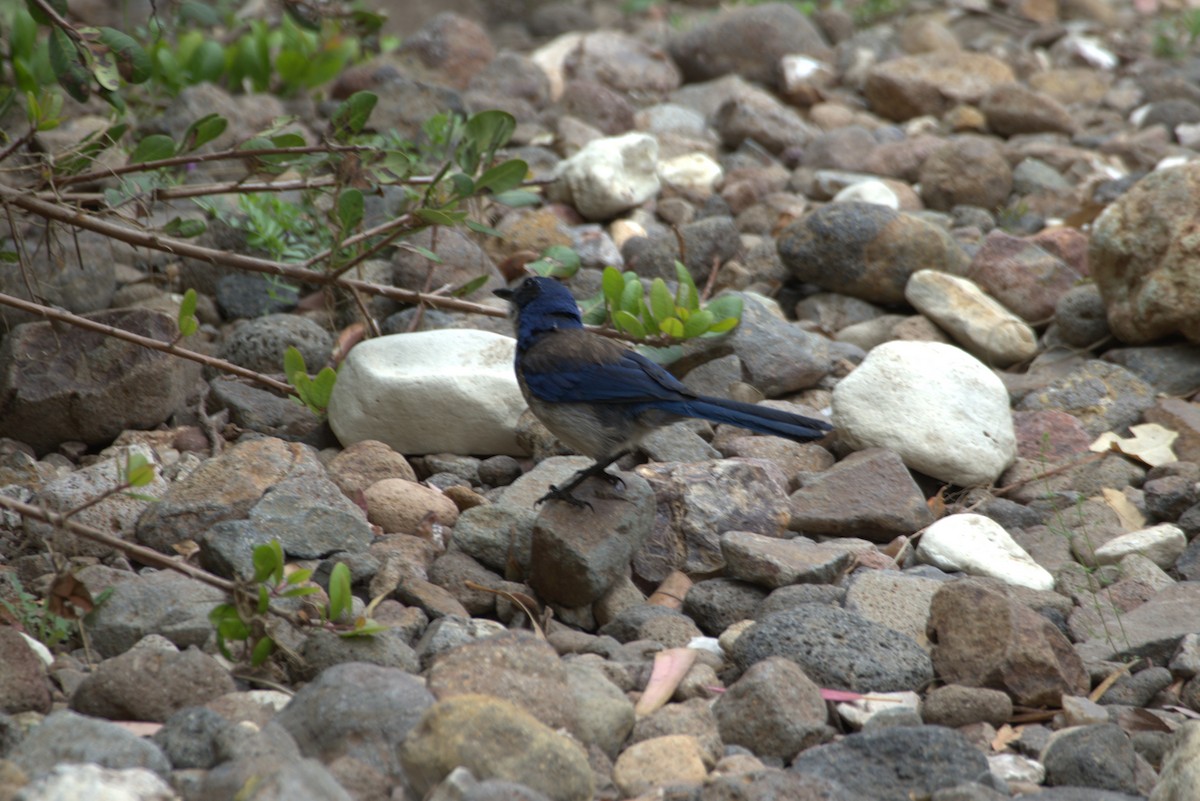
[535,482,593,511]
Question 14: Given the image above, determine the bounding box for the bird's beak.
[494,287,513,300]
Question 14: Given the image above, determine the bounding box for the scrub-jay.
[496,276,833,507]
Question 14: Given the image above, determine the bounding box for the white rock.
[833,179,900,209]
[550,133,661,220]
[1153,720,1200,801]
[832,340,1017,486]
[16,764,175,801]
[328,330,527,456]
[905,269,1038,366]
[1092,523,1187,570]
[657,153,723,195]
[529,32,584,101]
[989,753,1045,785]
[916,513,1054,591]
[836,690,921,730]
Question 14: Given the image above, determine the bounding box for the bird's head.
[494,276,583,336]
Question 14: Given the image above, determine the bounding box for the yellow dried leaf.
[1089,424,1178,467]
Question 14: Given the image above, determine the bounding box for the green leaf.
[648,279,674,323]
[181,114,227,153]
[580,292,608,325]
[465,109,516,156]
[704,294,743,324]
[528,245,580,279]
[11,10,36,60]
[282,586,320,598]
[328,562,352,622]
[659,317,685,338]
[49,28,91,103]
[252,540,285,584]
[257,584,270,614]
[129,134,176,164]
[405,244,442,263]
[491,189,541,207]
[337,188,363,232]
[674,261,700,310]
[163,217,207,239]
[0,252,18,264]
[331,91,377,137]
[475,159,527,195]
[124,452,155,487]
[250,636,275,666]
[706,316,740,335]
[283,346,307,382]
[307,367,337,412]
[414,208,466,226]
[613,310,645,338]
[451,274,489,297]
[448,173,475,198]
[602,266,624,312]
[464,220,504,238]
[179,0,220,25]
[286,568,313,585]
[339,619,389,638]
[215,612,249,642]
[619,279,643,315]
[270,132,306,149]
[98,27,151,84]
[682,308,715,338]
[187,39,226,84]
[26,0,67,26]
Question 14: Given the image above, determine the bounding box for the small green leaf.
[124,452,155,487]
[284,346,306,382]
[337,188,363,232]
[331,91,377,137]
[249,636,275,666]
[307,367,337,412]
[187,39,226,84]
[27,0,67,27]
[181,113,227,153]
[270,132,306,149]
[98,27,151,83]
[339,619,389,638]
[619,279,643,315]
[286,568,313,585]
[163,217,206,238]
[282,586,320,598]
[674,261,700,310]
[257,584,270,614]
[475,159,527,195]
[451,274,489,297]
[415,208,466,226]
[491,189,541,207]
[328,562,352,622]
[252,541,284,584]
[648,279,674,323]
[178,288,198,326]
[580,292,608,325]
[49,28,91,103]
[0,252,18,263]
[682,308,715,337]
[465,109,516,155]
[659,317,685,338]
[704,294,743,324]
[448,173,474,198]
[11,10,36,60]
[179,0,220,25]
[129,134,176,164]
[706,316,740,335]
[464,220,504,238]
[614,310,646,338]
[602,266,624,311]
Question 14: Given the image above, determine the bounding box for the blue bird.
[495,276,833,507]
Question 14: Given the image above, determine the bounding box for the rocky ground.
[3,0,1200,800]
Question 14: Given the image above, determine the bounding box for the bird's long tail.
[657,396,833,442]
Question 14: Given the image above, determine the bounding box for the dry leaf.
[991,724,1023,752]
[172,540,201,559]
[1090,424,1178,467]
[46,573,95,619]
[1100,488,1146,532]
[1113,706,1174,733]
[635,647,698,716]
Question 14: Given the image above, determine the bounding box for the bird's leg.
[537,450,630,509]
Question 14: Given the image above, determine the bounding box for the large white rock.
[328,330,527,456]
[832,340,1017,486]
[550,132,661,220]
[905,269,1038,366]
[1092,523,1187,570]
[916,513,1054,591]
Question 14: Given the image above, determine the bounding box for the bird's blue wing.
[521,331,691,405]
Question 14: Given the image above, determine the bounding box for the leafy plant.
[208,540,385,667]
[284,346,337,418]
[0,575,75,648]
[591,263,743,340]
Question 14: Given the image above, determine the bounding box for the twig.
[0,291,295,396]
[0,494,235,594]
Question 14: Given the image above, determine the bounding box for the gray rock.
[201,755,353,801]
[217,313,332,376]
[413,616,506,670]
[0,628,51,715]
[273,662,435,782]
[70,636,236,722]
[713,656,829,760]
[12,764,175,801]
[701,768,866,801]
[215,272,298,319]
[726,295,833,397]
[151,706,230,770]
[1103,343,1200,397]
[629,698,723,768]
[295,628,420,680]
[844,570,944,651]
[790,726,989,801]
[564,661,635,759]
[922,685,1013,728]
[684,578,768,636]
[756,584,846,618]
[720,530,851,589]
[1056,284,1111,349]
[529,470,654,607]
[731,605,933,693]
[1042,724,1140,794]
[209,377,320,439]
[86,570,226,659]
[0,310,199,454]
[1016,359,1157,438]
[9,710,171,778]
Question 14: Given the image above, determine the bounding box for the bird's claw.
[536,483,594,511]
